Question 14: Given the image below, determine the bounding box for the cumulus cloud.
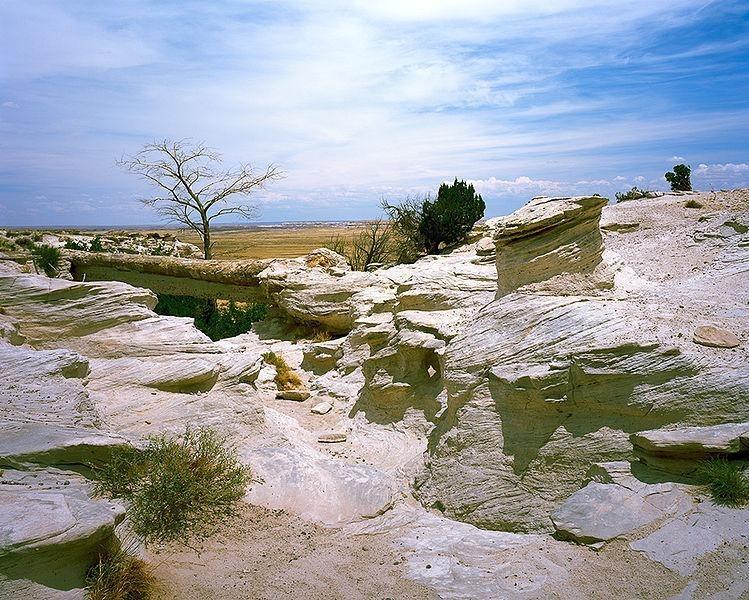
[693,163,749,188]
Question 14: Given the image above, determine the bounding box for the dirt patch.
[148,503,436,600]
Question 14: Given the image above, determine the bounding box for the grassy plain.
[161,224,366,260]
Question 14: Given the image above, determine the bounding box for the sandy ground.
[149,504,436,600]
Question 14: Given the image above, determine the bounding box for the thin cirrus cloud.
[0,0,747,225]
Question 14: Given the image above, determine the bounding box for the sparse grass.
[696,458,749,507]
[309,327,333,342]
[86,546,154,600]
[685,199,703,209]
[93,427,251,545]
[263,351,303,390]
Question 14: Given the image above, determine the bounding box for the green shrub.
[93,427,250,544]
[0,237,16,251]
[64,239,86,251]
[90,236,104,252]
[263,351,303,390]
[30,244,62,277]
[383,179,485,257]
[86,546,154,600]
[696,458,749,507]
[685,198,703,209]
[665,164,692,191]
[615,187,655,203]
[153,294,267,340]
[419,179,485,254]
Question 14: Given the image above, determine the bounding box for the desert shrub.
[615,187,655,203]
[86,546,154,600]
[263,351,303,390]
[93,427,250,544]
[14,235,35,248]
[696,458,749,507]
[325,220,397,271]
[30,244,62,277]
[685,198,703,209]
[154,294,267,340]
[90,236,105,252]
[0,237,16,251]
[419,179,485,254]
[383,179,485,257]
[324,233,349,257]
[65,239,88,251]
[381,196,428,263]
[665,164,692,191]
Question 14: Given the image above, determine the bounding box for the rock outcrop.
[2,189,748,599]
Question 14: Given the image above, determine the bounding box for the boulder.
[550,481,688,545]
[245,446,394,525]
[693,325,741,348]
[631,423,749,457]
[493,195,608,295]
[0,470,124,592]
[311,401,333,415]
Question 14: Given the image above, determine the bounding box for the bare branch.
[119,139,282,259]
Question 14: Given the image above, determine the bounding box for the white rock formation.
[2,189,748,599]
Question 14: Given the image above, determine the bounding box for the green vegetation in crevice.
[92,427,250,545]
[153,294,267,340]
[696,458,749,507]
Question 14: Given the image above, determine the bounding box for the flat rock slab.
[630,501,749,576]
[551,482,687,545]
[311,401,333,415]
[245,446,395,525]
[0,423,131,469]
[276,389,311,401]
[693,325,741,348]
[318,432,347,443]
[631,422,749,457]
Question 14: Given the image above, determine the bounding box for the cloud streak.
[0,0,747,224]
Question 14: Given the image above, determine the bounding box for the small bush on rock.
[696,458,749,507]
[382,179,486,258]
[263,351,303,390]
[685,199,703,209]
[86,546,154,600]
[93,427,250,544]
[615,187,655,203]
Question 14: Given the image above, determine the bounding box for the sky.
[1,0,748,226]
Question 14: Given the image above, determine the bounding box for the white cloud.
[669,155,685,162]
[693,163,749,188]
[1,101,18,109]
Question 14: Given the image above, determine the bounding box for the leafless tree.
[325,219,396,271]
[119,140,282,259]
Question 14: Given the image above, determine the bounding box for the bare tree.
[119,140,282,259]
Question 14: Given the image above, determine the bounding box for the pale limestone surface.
[2,190,748,599]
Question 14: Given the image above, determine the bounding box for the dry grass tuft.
[685,199,704,209]
[263,351,303,390]
[86,546,154,600]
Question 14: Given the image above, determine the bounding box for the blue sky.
[1,0,748,226]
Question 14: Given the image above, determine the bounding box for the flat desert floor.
[160,224,367,259]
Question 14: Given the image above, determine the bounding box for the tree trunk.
[201,215,211,259]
